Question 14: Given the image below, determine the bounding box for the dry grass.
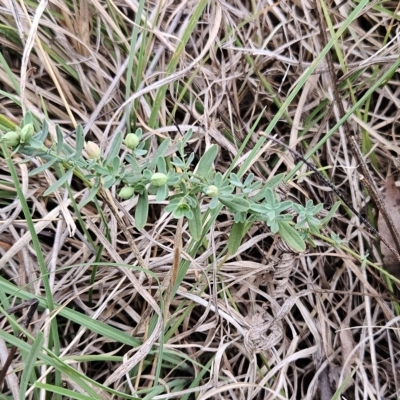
[0,0,400,399]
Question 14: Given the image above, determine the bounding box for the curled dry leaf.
[378,175,400,278]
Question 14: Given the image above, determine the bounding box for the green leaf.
[148,138,171,170]
[123,174,143,185]
[230,173,242,187]
[155,184,167,201]
[27,137,45,149]
[22,111,33,127]
[43,168,75,196]
[243,173,254,186]
[78,185,100,209]
[251,173,286,202]
[35,119,48,143]
[157,156,167,174]
[105,131,123,164]
[125,153,141,174]
[186,195,197,208]
[74,124,84,161]
[265,173,286,189]
[28,158,58,176]
[195,144,218,178]
[102,174,115,189]
[219,196,250,213]
[182,128,193,146]
[143,169,152,180]
[264,187,276,204]
[20,331,44,400]
[165,197,181,213]
[92,164,110,175]
[174,203,193,219]
[186,152,195,167]
[135,191,148,229]
[111,155,120,172]
[187,198,202,240]
[56,125,64,155]
[134,127,143,140]
[228,221,246,255]
[278,221,306,252]
[171,156,186,169]
[321,201,341,225]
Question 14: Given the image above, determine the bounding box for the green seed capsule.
[150,172,168,187]
[19,123,34,143]
[1,131,21,147]
[119,186,135,199]
[124,133,139,150]
[204,185,219,197]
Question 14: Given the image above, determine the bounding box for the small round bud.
[85,141,101,159]
[19,123,34,143]
[204,185,219,197]
[124,133,139,150]
[118,186,135,199]
[150,172,167,187]
[1,131,20,147]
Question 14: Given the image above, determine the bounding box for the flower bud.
[118,186,135,199]
[85,141,101,159]
[150,172,167,187]
[1,131,20,147]
[19,123,34,143]
[204,185,218,197]
[124,133,139,150]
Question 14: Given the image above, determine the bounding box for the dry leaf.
[378,175,400,278]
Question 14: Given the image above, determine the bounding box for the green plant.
[0,114,340,254]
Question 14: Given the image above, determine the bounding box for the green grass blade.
[19,332,44,400]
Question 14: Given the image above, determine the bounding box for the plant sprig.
[0,115,340,253]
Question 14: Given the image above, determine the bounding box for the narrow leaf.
[112,155,120,172]
[195,144,218,178]
[102,174,115,189]
[105,131,123,164]
[125,153,141,174]
[148,138,171,170]
[19,332,44,400]
[219,196,250,213]
[56,125,64,155]
[156,184,167,201]
[74,124,84,161]
[157,156,167,174]
[278,221,306,253]
[321,201,340,225]
[250,173,286,202]
[92,164,110,175]
[135,191,148,229]
[22,111,33,126]
[188,198,202,240]
[182,127,193,146]
[35,119,48,143]
[28,158,58,176]
[43,168,74,196]
[78,185,100,209]
[228,221,246,255]
[135,127,143,139]
[27,137,45,149]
